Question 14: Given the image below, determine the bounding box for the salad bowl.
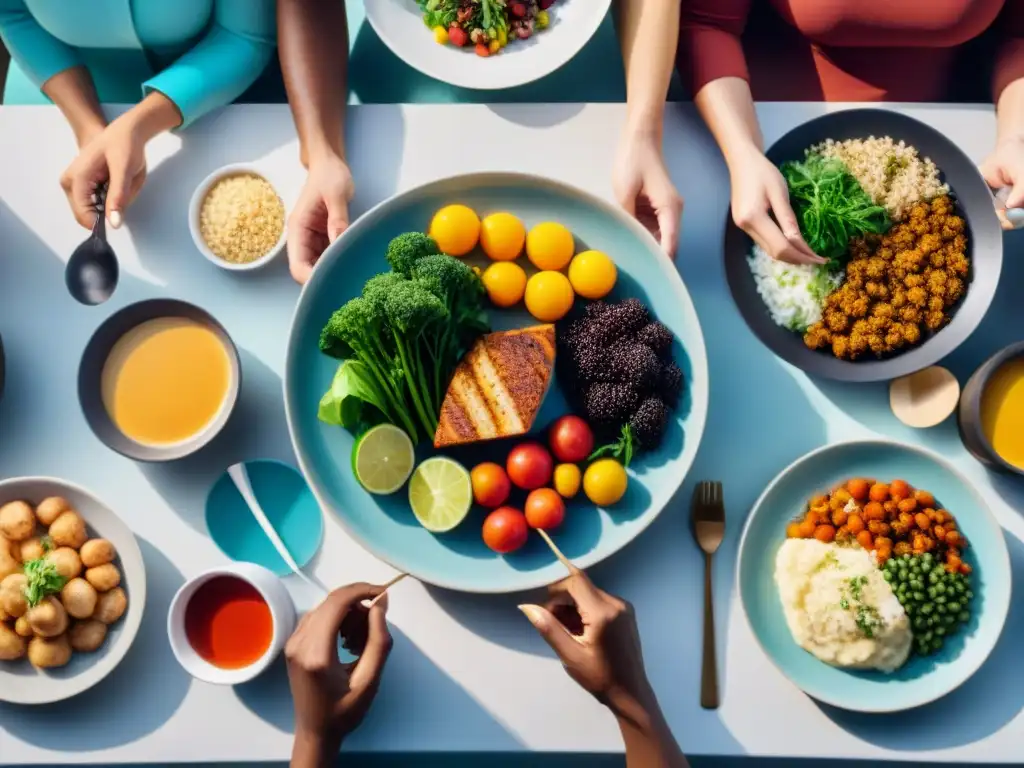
[285,172,708,592]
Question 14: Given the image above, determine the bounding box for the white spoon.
[227,462,328,594]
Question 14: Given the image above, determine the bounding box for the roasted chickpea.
[897,498,918,513]
[867,520,891,536]
[847,478,870,501]
[914,489,936,507]
[814,524,836,543]
[890,479,911,500]
[797,519,816,538]
[868,483,890,503]
[831,508,849,527]
[856,530,874,549]
[914,512,931,530]
[863,502,885,521]
[786,523,803,539]
[883,500,899,517]
[847,514,865,534]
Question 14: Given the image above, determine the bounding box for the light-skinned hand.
[287,153,355,284]
[730,146,826,265]
[286,582,392,755]
[60,114,147,230]
[980,134,1024,230]
[519,569,654,716]
[613,128,684,259]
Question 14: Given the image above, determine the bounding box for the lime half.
[352,424,415,495]
[408,457,472,533]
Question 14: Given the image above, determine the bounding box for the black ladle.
[66,184,119,306]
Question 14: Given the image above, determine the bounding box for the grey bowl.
[958,340,1024,477]
[77,299,241,461]
[724,109,1003,382]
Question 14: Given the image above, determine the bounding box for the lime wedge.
[408,457,472,533]
[352,424,415,495]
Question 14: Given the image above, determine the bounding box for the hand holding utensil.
[65,183,119,306]
[691,480,725,710]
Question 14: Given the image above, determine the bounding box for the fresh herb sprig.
[22,557,66,607]
[590,424,636,468]
[781,154,890,266]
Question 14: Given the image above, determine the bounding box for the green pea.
[935,595,947,605]
[929,570,942,584]
[922,552,934,564]
[958,610,970,623]
[921,561,932,573]
[932,637,944,652]
[923,630,934,642]
[913,579,925,590]
[883,571,893,582]
[965,590,974,600]
[927,587,937,599]
[954,582,965,595]
[902,553,912,562]
[936,603,947,615]
[926,615,936,627]
[934,626,946,637]
[943,614,956,626]
[913,616,926,631]
[935,583,946,596]
[948,601,961,613]
[898,569,909,582]
[913,591,925,602]
[921,604,934,615]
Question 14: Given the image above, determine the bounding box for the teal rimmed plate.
[284,173,708,592]
[738,440,1011,712]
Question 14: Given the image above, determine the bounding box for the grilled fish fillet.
[434,324,556,448]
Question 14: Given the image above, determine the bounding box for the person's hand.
[729,147,825,265]
[613,128,683,258]
[519,570,653,715]
[981,134,1024,230]
[286,583,392,760]
[60,113,148,230]
[287,153,355,284]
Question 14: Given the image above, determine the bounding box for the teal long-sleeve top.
[0,0,276,128]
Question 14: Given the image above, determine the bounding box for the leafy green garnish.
[318,360,388,435]
[781,154,890,265]
[590,424,636,468]
[22,557,66,607]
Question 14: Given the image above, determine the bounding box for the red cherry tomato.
[448,25,468,47]
[524,488,566,531]
[548,415,595,463]
[506,442,554,490]
[471,462,511,508]
[482,507,529,553]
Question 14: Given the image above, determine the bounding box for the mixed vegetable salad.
[418,0,557,56]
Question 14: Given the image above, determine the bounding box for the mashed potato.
[775,539,911,673]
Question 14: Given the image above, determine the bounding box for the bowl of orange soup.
[959,341,1024,477]
[167,562,295,684]
[78,299,241,461]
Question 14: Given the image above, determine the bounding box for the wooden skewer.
[367,572,408,609]
[536,529,577,574]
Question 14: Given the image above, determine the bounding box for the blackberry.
[637,322,674,357]
[629,397,669,448]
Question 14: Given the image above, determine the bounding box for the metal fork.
[691,480,725,709]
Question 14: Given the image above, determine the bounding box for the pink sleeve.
[993,1,1024,101]
[678,0,753,96]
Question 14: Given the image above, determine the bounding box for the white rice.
[747,245,843,332]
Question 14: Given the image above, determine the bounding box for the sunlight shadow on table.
[139,348,294,536]
[235,624,522,751]
[0,538,190,751]
[817,532,1024,749]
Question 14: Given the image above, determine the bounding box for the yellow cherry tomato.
[429,204,481,257]
[480,212,526,261]
[536,10,550,29]
[482,262,527,307]
[526,222,575,271]
[568,250,617,300]
[488,38,501,54]
[553,464,582,499]
[433,26,449,44]
[524,271,575,322]
[583,459,628,507]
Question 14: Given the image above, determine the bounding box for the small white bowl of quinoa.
[189,164,287,272]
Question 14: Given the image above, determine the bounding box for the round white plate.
[365,0,611,90]
[0,477,146,705]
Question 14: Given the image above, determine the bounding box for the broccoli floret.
[609,342,661,391]
[637,322,674,357]
[386,232,440,276]
[584,382,640,427]
[658,361,684,406]
[629,397,669,448]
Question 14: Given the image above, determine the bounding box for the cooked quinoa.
[810,137,949,222]
[200,173,285,264]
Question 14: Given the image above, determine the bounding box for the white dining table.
[0,101,1022,765]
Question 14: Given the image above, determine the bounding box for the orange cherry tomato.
[548,415,594,463]
[471,462,511,508]
[506,442,554,490]
[482,507,529,553]
[524,488,566,531]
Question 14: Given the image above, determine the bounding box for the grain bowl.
[189,164,287,272]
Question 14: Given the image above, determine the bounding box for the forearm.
[290,729,342,768]
[693,76,762,165]
[616,0,678,139]
[119,90,182,142]
[41,66,106,147]
[613,691,689,768]
[996,78,1024,143]
[278,0,348,167]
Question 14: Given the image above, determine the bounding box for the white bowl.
[167,562,295,685]
[188,164,287,272]
[0,477,147,705]
[365,0,611,90]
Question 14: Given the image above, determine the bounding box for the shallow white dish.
[366,0,610,90]
[0,477,146,705]
[188,164,287,272]
[167,562,295,686]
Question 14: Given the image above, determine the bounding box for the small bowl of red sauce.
[167,563,295,684]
